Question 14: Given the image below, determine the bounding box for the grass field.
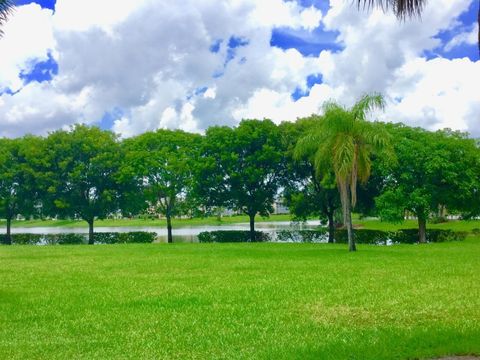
[1,239,479,359]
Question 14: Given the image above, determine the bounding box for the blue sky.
[0,0,478,137]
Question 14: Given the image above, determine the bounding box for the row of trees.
[1,96,479,250]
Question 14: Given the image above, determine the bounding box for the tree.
[0,136,43,245]
[42,125,122,245]
[295,94,391,251]
[195,120,286,242]
[279,120,341,243]
[123,129,201,243]
[0,0,14,37]
[376,124,480,243]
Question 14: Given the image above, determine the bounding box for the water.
[4,220,323,243]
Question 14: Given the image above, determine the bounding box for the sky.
[0,0,479,138]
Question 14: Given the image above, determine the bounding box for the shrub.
[55,233,86,245]
[472,228,480,235]
[334,229,391,245]
[94,232,157,244]
[275,229,328,243]
[198,231,270,243]
[0,232,156,245]
[276,229,468,245]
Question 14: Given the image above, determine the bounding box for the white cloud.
[382,57,480,133]
[0,0,478,138]
[0,4,54,92]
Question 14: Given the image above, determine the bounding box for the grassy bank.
[1,239,479,359]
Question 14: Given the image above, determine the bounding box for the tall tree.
[0,136,43,244]
[295,95,391,251]
[195,120,286,242]
[0,0,14,37]
[123,129,201,243]
[280,120,341,244]
[42,125,122,244]
[376,124,480,243]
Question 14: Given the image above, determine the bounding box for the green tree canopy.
[195,119,286,242]
[376,124,480,242]
[42,125,122,244]
[0,136,44,244]
[122,129,201,243]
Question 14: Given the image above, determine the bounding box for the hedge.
[0,232,157,245]
[198,231,271,243]
[93,232,157,244]
[275,229,467,245]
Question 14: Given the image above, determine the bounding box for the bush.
[94,232,157,244]
[334,229,391,245]
[391,229,467,244]
[275,229,328,243]
[198,231,270,243]
[0,232,156,245]
[275,229,467,245]
[472,228,480,235]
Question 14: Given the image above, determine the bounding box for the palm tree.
[295,94,391,252]
[0,0,14,37]
[358,0,479,56]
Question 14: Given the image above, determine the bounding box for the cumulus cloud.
[0,0,478,138]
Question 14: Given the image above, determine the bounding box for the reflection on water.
[5,220,322,243]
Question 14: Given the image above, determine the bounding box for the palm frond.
[0,0,14,37]
[351,93,385,121]
[356,0,427,20]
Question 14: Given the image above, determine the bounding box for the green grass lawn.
[0,214,293,228]
[1,239,479,359]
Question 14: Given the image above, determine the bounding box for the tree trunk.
[166,214,173,243]
[345,198,356,252]
[327,211,335,244]
[88,219,94,245]
[249,213,255,242]
[5,216,12,245]
[418,217,427,244]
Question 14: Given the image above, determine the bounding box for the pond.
[6,220,323,243]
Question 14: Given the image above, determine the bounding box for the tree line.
[1,95,479,250]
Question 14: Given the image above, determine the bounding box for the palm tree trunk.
[345,197,356,252]
[327,211,335,244]
[339,181,356,252]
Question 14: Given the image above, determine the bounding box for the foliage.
[91,232,157,244]
[41,125,123,244]
[198,230,270,243]
[0,136,45,244]
[0,233,85,245]
[295,94,392,251]
[122,129,201,243]
[375,125,480,242]
[195,120,286,241]
[275,228,467,244]
[0,232,156,245]
[0,0,14,37]
[280,119,341,243]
